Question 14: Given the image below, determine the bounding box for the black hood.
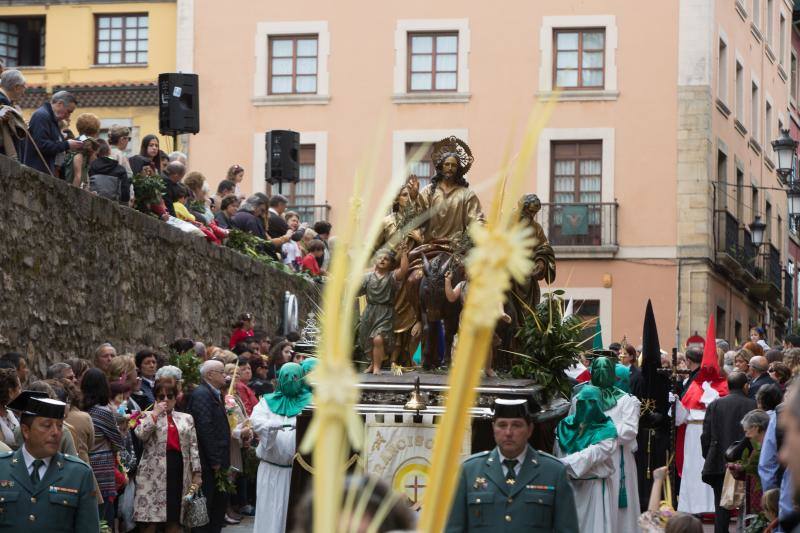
[88,156,123,176]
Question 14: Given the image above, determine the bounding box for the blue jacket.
[21,102,69,175]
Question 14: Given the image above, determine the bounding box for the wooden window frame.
[406,31,459,93]
[267,34,319,96]
[553,28,606,90]
[94,13,148,66]
[550,140,603,202]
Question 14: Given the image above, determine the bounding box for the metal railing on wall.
[539,202,618,247]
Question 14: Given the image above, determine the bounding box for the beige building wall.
[188,0,793,348]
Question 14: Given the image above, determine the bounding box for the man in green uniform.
[0,390,99,531]
[446,398,579,532]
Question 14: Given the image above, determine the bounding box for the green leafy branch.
[508,290,595,402]
[131,172,165,214]
[166,348,202,390]
[214,467,237,494]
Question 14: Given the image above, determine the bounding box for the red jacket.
[235,381,258,415]
[229,328,254,349]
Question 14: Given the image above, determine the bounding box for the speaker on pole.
[265,130,300,185]
[158,73,200,135]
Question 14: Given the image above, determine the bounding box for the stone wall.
[0,156,319,375]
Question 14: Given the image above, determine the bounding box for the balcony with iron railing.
[539,202,619,258]
[288,203,332,224]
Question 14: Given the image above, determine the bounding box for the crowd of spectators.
[0,312,314,533]
[577,327,800,532]
[0,73,333,277]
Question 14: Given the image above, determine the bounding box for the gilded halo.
[431,136,474,174]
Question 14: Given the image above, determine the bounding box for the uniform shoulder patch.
[63,454,91,469]
[535,450,562,463]
[464,450,490,463]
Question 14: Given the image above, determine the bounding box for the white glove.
[700,381,720,406]
[668,392,678,404]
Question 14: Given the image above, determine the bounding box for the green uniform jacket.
[0,449,99,532]
[446,445,579,532]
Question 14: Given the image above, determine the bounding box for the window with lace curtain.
[550,141,603,245]
[405,142,434,190]
[269,144,316,222]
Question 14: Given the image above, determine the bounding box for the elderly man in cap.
[0,390,99,531]
[446,398,578,532]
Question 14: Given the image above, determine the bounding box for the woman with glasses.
[134,380,201,533]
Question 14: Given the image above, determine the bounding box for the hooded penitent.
[681,315,728,411]
[676,314,728,476]
[557,385,618,455]
[635,300,671,504]
[640,300,670,419]
[300,357,319,393]
[590,357,627,410]
[614,364,631,393]
[265,362,312,417]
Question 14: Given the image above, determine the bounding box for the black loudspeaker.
[265,130,300,184]
[158,73,200,135]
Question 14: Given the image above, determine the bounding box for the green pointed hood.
[557,385,618,455]
[590,356,627,410]
[265,362,312,417]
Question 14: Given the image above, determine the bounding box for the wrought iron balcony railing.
[539,202,618,247]
[288,203,332,224]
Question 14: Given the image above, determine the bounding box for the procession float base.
[283,371,570,524]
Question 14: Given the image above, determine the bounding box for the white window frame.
[536,127,615,205]
[393,18,471,104]
[779,10,787,67]
[391,129,469,182]
[751,74,761,144]
[538,15,619,101]
[717,28,729,106]
[735,53,745,121]
[791,50,799,106]
[765,93,775,162]
[252,131,328,203]
[253,21,330,106]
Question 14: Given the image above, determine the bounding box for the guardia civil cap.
[8,390,66,420]
[492,398,532,420]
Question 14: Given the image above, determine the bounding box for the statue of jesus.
[411,136,485,244]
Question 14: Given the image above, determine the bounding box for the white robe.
[250,399,297,533]
[675,403,716,514]
[571,392,641,533]
[556,438,618,533]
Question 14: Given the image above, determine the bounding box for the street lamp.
[772,129,798,182]
[750,215,767,247]
[789,189,800,219]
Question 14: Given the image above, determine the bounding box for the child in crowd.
[230,313,255,350]
[173,183,196,222]
[281,211,305,271]
[301,240,326,276]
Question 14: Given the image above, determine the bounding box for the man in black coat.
[748,355,777,399]
[187,360,231,533]
[267,194,290,238]
[21,91,83,175]
[701,371,756,533]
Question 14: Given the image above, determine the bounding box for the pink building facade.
[183,0,797,349]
